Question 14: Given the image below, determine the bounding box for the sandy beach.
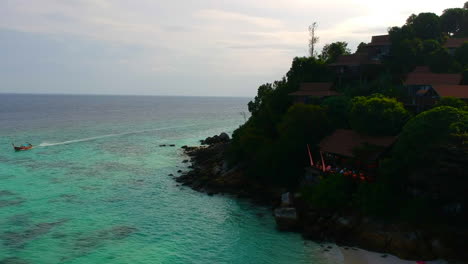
[317,243,448,264]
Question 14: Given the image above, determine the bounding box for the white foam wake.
[38,124,197,147]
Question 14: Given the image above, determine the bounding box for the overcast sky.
[0,0,464,97]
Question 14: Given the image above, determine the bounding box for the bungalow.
[417,84,468,102]
[329,52,381,79]
[365,35,391,61]
[403,66,462,112]
[289,82,340,104]
[318,129,396,177]
[443,38,468,55]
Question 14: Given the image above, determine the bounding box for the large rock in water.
[200,133,230,145]
[274,207,298,231]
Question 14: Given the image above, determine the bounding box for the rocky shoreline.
[176,134,281,206]
[175,133,467,264]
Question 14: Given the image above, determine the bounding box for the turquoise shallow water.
[0,94,330,264]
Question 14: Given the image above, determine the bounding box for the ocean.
[0,94,330,264]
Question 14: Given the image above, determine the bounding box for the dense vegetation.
[388,5,468,73]
[228,2,468,224]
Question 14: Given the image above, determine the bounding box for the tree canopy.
[455,42,468,68]
[349,94,410,136]
[392,106,467,166]
[435,97,467,109]
[320,42,351,63]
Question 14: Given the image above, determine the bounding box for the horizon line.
[0,92,253,99]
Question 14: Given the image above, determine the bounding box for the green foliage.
[391,106,468,167]
[303,173,355,210]
[277,104,331,143]
[455,42,468,68]
[271,104,332,187]
[248,83,274,116]
[462,68,468,84]
[387,9,467,74]
[428,48,461,73]
[409,13,442,40]
[356,42,367,53]
[435,97,467,109]
[370,72,405,99]
[321,96,351,129]
[286,57,333,87]
[387,37,423,73]
[440,8,467,36]
[349,94,411,136]
[229,57,333,187]
[230,3,468,223]
[320,42,351,63]
[354,181,402,218]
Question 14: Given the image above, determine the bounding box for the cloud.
[195,9,285,29]
[0,0,463,96]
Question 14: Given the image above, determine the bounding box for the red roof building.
[404,67,464,112]
[444,38,468,49]
[319,129,396,158]
[404,72,462,86]
[432,85,468,99]
[368,35,391,47]
[329,53,381,67]
[289,82,340,103]
[444,38,468,55]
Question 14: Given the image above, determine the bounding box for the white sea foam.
[38,124,197,147]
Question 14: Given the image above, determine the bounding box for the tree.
[392,106,467,165]
[462,69,468,85]
[440,8,466,36]
[356,42,367,53]
[349,94,411,136]
[422,39,441,55]
[320,41,351,63]
[308,22,319,57]
[321,96,351,129]
[428,48,461,73]
[248,83,273,116]
[274,104,332,187]
[387,38,423,73]
[411,13,442,40]
[286,56,332,86]
[388,107,468,206]
[454,42,468,68]
[435,97,467,109]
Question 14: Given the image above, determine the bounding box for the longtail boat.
[12,143,33,151]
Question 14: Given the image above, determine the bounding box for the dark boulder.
[200,133,230,145]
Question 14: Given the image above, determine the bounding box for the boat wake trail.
[38,124,197,147]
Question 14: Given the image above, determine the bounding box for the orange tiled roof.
[404,72,462,86]
[412,66,431,73]
[289,90,341,97]
[368,35,391,46]
[444,38,468,49]
[432,85,468,99]
[329,53,381,66]
[319,129,396,157]
[289,82,340,97]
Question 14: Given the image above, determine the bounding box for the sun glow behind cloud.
[0,0,464,96]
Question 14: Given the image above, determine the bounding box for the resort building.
[443,38,468,55]
[329,53,381,77]
[314,129,396,180]
[365,35,391,61]
[319,130,396,163]
[403,66,463,112]
[289,82,340,104]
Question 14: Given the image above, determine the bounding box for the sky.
[0,0,465,97]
